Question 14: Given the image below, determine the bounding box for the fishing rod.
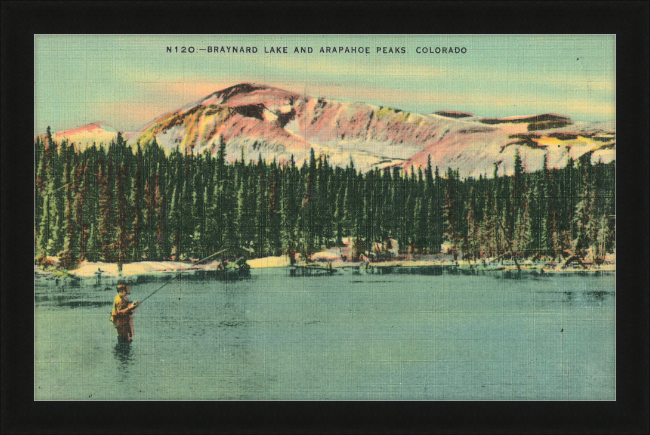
[138,248,229,304]
[54,182,73,192]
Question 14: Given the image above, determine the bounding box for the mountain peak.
[53,121,117,137]
[214,83,266,102]
[196,83,301,108]
[435,110,474,119]
[41,121,119,151]
[48,84,613,177]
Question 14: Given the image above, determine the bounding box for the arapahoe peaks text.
[166,46,467,54]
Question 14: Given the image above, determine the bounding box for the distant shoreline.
[34,255,616,285]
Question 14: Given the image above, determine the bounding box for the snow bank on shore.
[70,261,214,278]
[247,256,290,269]
[313,248,345,261]
[69,257,290,277]
[42,254,616,281]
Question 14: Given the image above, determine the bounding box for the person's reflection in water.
[113,341,133,372]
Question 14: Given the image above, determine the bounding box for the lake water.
[35,269,615,400]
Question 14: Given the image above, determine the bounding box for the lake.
[34,269,615,400]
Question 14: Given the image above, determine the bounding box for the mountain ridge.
[42,83,616,177]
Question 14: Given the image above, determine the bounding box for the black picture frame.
[2,1,648,433]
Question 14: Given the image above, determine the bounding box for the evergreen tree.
[380,167,394,241]
[268,162,282,255]
[280,157,298,258]
[97,159,114,261]
[602,194,615,253]
[211,162,227,250]
[529,176,547,257]
[593,215,610,261]
[130,143,144,261]
[168,185,182,259]
[178,174,194,258]
[443,168,461,258]
[113,164,130,268]
[431,166,444,253]
[497,168,512,256]
[49,139,65,255]
[362,168,374,244]
[35,136,46,241]
[85,146,102,261]
[481,164,500,258]
[87,223,98,262]
[343,161,360,240]
[423,156,435,252]
[333,180,346,245]
[541,154,559,259]
[234,165,248,248]
[512,148,524,218]
[74,160,90,261]
[59,145,77,268]
[513,182,532,257]
[36,177,58,260]
[413,197,424,253]
[255,156,268,257]
[572,157,594,257]
[463,187,480,260]
[297,150,317,260]
[403,169,416,252]
[154,169,166,260]
[415,167,428,252]
[191,168,206,257]
[559,156,576,251]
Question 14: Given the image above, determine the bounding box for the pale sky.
[34,35,615,135]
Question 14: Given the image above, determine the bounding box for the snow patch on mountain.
[45,83,614,176]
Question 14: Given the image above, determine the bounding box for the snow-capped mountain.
[45,83,616,177]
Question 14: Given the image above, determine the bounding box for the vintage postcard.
[34,35,615,400]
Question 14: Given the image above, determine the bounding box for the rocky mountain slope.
[46,83,616,177]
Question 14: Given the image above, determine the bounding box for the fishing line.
[53,182,73,192]
[138,249,228,304]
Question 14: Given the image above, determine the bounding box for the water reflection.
[560,290,612,306]
[59,300,112,309]
[34,294,112,309]
[113,341,133,371]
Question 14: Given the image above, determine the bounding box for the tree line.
[35,128,615,268]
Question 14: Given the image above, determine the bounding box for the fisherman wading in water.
[110,283,140,342]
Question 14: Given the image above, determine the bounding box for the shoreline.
[35,255,616,284]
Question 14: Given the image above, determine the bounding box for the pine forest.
[34,128,616,269]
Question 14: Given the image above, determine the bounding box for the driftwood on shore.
[560,249,592,269]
